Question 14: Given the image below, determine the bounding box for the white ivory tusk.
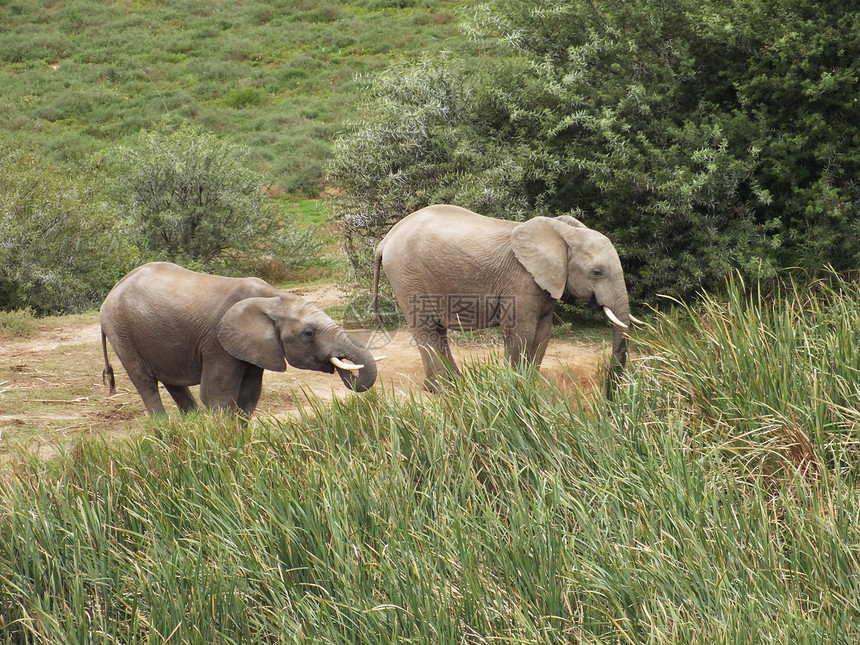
[330,356,365,371]
[373,355,386,361]
[628,314,645,326]
[603,306,629,329]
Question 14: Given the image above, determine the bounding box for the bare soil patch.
[0,285,609,459]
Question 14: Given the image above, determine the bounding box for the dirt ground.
[0,284,610,459]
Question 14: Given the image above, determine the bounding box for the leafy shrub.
[0,146,136,314]
[330,0,860,302]
[0,29,66,63]
[329,55,533,278]
[222,87,267,109]
[113,121,321,275]
[0,308,37,339]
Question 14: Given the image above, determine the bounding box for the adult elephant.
[372,205,639,397]
[101,262,378,417]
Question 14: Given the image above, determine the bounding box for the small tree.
[329,56,534,279]
[116,122,320,274]
[0,146,135,314]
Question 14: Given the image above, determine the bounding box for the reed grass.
[1,276,859,642]
[640,273,860,481]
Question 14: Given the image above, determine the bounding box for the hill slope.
[0,0,469,194]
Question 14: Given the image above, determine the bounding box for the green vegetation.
[0,125,325,313]
[113,120,321,275]
[0,0,467,195]
[0,147,136,314]
[331,0,860,300]
[269,198,351,285]
[0,309,37,339]
[6,0,856,309]
[2,276,860,642]
[0,0,467,314]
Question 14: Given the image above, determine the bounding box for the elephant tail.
[101,328,116,396]
[371,241,384,326]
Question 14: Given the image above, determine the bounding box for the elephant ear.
[511,217,569,299]
[216,297,287,372]
[555,215,586,228]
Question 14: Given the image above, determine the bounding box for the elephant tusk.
[603,306,628,329]
[373,355,386,361]
[629,314,646,326]
[330,356,365,372]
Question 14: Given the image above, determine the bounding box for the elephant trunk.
[603,296,630,401]
[606,323,628,400]
[333,333,378,392]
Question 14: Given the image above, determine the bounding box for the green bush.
[0,308,37,339]
[113,121,321,275]
[222,87,267,109]
[0,146,136,314]
[329,55,527,277]
[330,0,860,302]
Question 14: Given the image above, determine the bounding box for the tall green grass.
[2,276,860,643]
[642,274,860,481]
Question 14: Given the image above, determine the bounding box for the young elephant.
[372,205,640,397]
[101,262,378,416]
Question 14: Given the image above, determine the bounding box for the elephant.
[100,262,378,417]
[372,205,639,397]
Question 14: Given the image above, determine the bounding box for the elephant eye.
[302,327,316,340]
[591,268,603,278]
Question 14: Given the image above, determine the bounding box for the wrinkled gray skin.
[101,262,377,417]
[373,205,630,398]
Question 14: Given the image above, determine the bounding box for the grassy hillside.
[0,0,468,195]
[1,276,859,642]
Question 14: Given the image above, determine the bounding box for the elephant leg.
[199,358,245,413]
[236,365,264,416]
[112,351,166,416]
[163,385,198,413]
[415,324,459,392]
[529,310,555,368]
[502,320,532,368]
[126,375,166,416]
[504,301,555,370]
